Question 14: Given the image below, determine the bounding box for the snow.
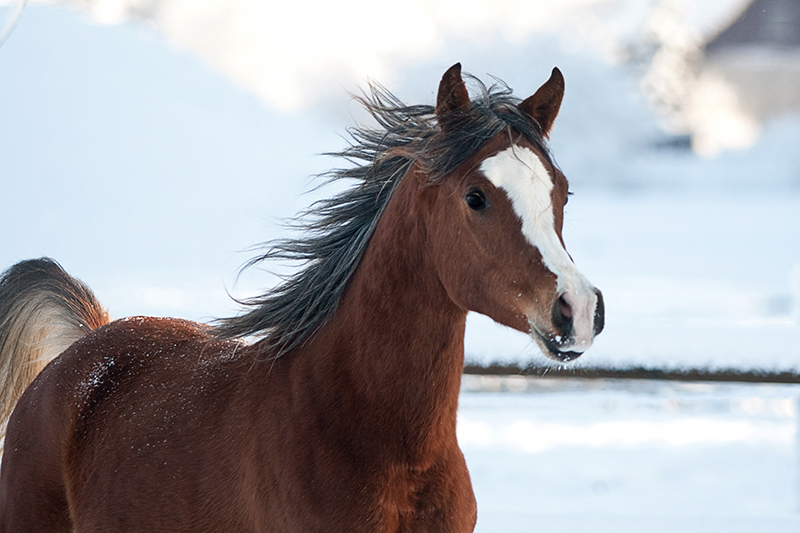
[459,378,800,532]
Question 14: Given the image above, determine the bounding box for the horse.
[0,63,603,532]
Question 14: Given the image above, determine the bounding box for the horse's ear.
[518,67,565,138]
[436,63,471,128]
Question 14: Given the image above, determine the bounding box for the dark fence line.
[462,363,800,384]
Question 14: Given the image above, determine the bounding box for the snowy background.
[1,1,800,530]
[458,377,800,532]
[2,0,798,373]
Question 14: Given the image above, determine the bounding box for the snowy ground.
[459,377,800,532]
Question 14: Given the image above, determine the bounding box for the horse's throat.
[335,257,466,414]
[298,207,467,456]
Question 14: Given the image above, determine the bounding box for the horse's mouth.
[531,329,584,363]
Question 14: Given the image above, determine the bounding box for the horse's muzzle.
[538,287,604,362]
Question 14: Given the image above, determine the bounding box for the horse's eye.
[465,190,487,211]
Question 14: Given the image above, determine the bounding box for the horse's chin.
[530,329,585,363]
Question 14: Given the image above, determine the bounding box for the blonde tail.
[0,258,110,452]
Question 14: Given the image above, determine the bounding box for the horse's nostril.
[552,294,574,338]
[593,288,605,335]
[557,295,573,319]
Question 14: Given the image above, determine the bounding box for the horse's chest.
[369,464,475,533]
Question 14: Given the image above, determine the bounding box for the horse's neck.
[296,175,467,461]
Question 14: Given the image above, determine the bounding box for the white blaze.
[480,145,597,352]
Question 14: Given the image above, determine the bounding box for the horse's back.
[0,316,252,532]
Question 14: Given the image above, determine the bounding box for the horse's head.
[424,64,604,362]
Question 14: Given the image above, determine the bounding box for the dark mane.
[213,74,554,357]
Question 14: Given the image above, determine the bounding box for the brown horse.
[0,64,603,532]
